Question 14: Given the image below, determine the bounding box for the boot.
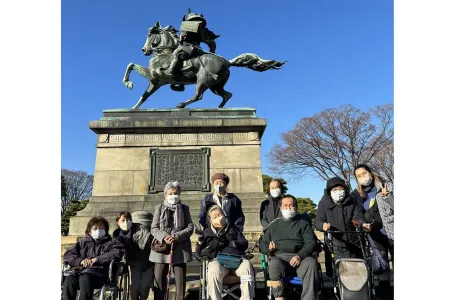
[163,67,174,77]
[163,58,178,77]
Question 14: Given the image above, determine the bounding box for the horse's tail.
[228,53,286,72]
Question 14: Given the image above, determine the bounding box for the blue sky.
[62,0,393,204]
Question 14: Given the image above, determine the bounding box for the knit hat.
[211,173,230,185]
[131,211,153,227]
[326,177,348,194]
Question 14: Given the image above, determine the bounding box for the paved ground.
[156,264,394,300]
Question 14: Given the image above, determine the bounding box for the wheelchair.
[195,252,256,300]
[262,254,323,300]
[61,260,130,300]
[250,232,324,300]
[325,228,375,300]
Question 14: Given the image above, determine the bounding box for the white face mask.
[167,195,180,205]
[358,175,373,186]
[330,190,346,203]
[281,209,297,220]
[270,189,281,198]
[119,220,132,231]
[214,185,226,194]
[91,229,105,240]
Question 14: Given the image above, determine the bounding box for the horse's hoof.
[176,103,186,108]
[125,81,133,90]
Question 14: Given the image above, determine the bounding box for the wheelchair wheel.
[199,260,208,300]
[118,269,129,300]
[96,285,108,300]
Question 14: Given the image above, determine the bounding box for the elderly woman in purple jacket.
[62,216,124,300]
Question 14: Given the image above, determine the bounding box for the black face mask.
[214,185,226,194]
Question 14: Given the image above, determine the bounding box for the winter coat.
[196,224,248,259]
[113,223,152,267]
[198,193,245,232]
[351,180,394,241]
[259,195,283,230]
[315,185,366,248]
[149,203,194,264]
[63,234,124,278]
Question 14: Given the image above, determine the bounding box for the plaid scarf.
[374,179,394,240]
[159,200,185,231]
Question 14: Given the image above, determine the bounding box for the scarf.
[373,179,394,240]
[159,200,184,231]
[213,193,229,217]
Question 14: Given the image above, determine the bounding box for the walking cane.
[165,243,175,300]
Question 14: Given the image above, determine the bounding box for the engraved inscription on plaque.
[149,148,211,193]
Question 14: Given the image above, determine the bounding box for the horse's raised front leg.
[122,63,151,90]
[132,82,161,109]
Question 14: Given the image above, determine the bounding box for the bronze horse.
[122,21,286,109]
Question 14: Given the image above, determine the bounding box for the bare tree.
[268,104,393,188]
[61,169,94,214]
[370,142,394,183]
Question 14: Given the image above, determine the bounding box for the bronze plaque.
[149,148,210,193]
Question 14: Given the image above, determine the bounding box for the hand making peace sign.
[381,183,390,197]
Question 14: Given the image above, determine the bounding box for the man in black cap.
[198,172,245,232]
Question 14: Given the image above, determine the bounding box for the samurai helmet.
[183,8,207,26]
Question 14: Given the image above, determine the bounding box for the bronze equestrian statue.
[122,9,286,109]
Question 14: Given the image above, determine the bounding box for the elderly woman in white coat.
[150,181,194,300]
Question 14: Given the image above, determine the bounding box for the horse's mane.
[162,25,180,38]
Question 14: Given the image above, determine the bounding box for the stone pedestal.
[69,108,267,238]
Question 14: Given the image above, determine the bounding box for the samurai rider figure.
[163,8,220,78]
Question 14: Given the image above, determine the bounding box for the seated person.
[196,205,255,300]
[259,195,318,300]
[62,216,124,300]
[113,211,154,300]
[198,173,245,232]
[315,177,371,260]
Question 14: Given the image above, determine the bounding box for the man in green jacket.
[260,194,318,300]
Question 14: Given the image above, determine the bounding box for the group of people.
[261,164,394,299]
[62,165,394,300]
